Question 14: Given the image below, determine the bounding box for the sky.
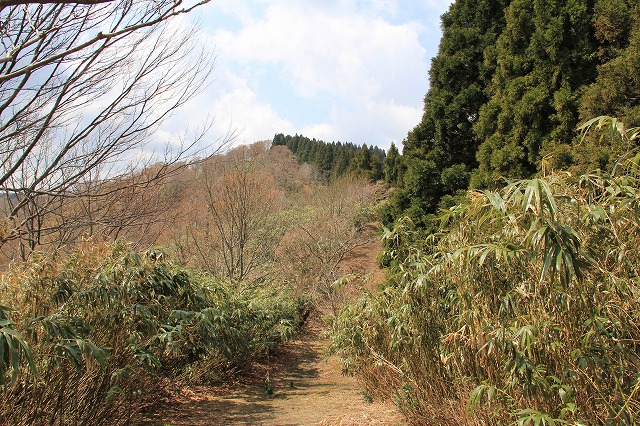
[166,0,454,151]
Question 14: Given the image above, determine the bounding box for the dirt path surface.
[138,220,402,426]
[138,320,404,426]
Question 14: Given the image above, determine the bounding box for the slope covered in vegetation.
[3,0,640,424]
[332,141,640,423]
[0,140,385,424]
[0,242,305,424]
[330,0,640,424]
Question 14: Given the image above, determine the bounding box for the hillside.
[2,0,640,425]
[272,134,387,182]
[329,0,640,424]
[0,140,392,425]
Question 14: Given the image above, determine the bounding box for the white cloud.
[190,0,452,148]
[423,0,454,10]
[207,70,296,146]
[301,101,421,149]
[214,2,426,105]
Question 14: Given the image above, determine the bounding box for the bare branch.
[1,1,116,7]
[0,1,211,82]
[0,0,226,260]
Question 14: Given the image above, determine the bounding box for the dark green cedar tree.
[473,0,596,187]
[383,143,401,184]
[401,0,511,215]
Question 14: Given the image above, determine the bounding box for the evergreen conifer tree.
[399,0,510,213]
[384,143,401,184]
[473,0,595,187]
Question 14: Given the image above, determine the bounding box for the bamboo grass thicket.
[0,241,306,425]
[330,119,640,425]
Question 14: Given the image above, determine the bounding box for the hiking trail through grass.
[137,223,404,425]
[137,319,404,425]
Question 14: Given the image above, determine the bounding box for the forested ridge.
[272,133,388,182]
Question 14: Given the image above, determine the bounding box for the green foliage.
[391,0,640,223]
[395,0,509,220]
[0,242,305,425]
[474,0,595,185]
[272,134,386,182]
[331,121,640,424]
[377,189,412,228]
[383,143,401,184]
[574,115,640,174]
[440,164,470,193]
[581,1,640,126]
[403,158,441,212]
[404,0,508,169]
[0,305,36,387]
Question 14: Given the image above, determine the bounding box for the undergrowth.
[0,241,306,425]
[330,118,640,425]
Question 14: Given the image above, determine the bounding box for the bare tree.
[276,176,378,311]
[0,0,224,259]
[200,145,281,283]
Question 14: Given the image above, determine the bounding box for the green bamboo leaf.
[0,337,5,367]
[540,246,555,283]
[576,116,605,133]
[467,384,487,412]
[484,190,507,214]
[478,246,491,266]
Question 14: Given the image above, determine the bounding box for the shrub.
[330,120,640,425]
[0,241,304,425]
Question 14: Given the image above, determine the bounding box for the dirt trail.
[138,221,402,425]
[138,320,404,425]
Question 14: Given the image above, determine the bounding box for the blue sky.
[167,0,454,151]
